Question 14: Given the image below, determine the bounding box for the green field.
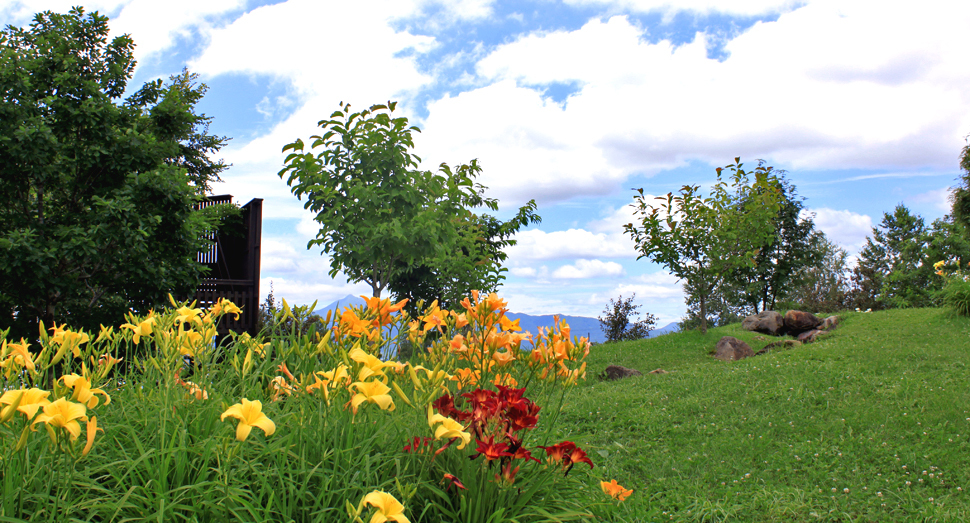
[561,308,970,521]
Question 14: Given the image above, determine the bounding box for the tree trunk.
[699,286,708,334]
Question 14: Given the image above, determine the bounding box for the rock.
[796,329,823,343]
[603,365,643,380]
[784,310,822,334]
[713,336,754,361]
[756,339,802,355]
[820,315,839,331]
[742,311,786,336]
[648,368,668,374]
[754,335,767,341]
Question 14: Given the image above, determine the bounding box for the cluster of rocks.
[714,310,839,362]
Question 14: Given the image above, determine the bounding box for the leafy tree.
[849,206,963,309]
[280,102,507,298]
[951,136,970,234]
[679,278,746,330]
[598,294,657,343]
[782,232,852,313]
[0,8,231,339]
[624,158,783,333]
[389,203,540,315]
[724,169,821,313]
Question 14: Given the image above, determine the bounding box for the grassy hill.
[559,308,970,521]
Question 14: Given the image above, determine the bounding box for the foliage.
[0,291,620,522]
[724,169,821,313]
[625,158,783,333]
[678,277,746,330]
[939,266,970,316]
[850,206,966,310]
[781,231,852,313]
[950,135,970,234]
[389,201,541,316]
[280,102,510,299]
[563,307,970,521]
[598,294,657,343]
[0,8,231,339]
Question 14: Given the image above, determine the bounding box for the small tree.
[598,294,657,343]
[279,102,499,298]
[624,158,783,333]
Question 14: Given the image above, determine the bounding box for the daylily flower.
[95,324,115,343]
[442,473,467,491]
[122,313,156,344]
[349,381,395,414]
[340,310,375,338]
[0,388,51,421]
[349,347,393,381]
[1,339,36,372]
[175,305,204,328]
[33,398,88,442]
[361,491,410,523]
[427,406,471,449]
[60,374,111,408]
[210,298,242,320]
[221,398,276,441]
[362,296,408,326]
[601,479,633,501]
[474,436,511,462]
[182,381,208,400]
[82,416,102,457]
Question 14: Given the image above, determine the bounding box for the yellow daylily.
[0,388,51,421]
[33,398,88,442]
[349,347,393,381]
[349,381,395,414]
[60,374,111,408]
[220,398,275,441]
[210,298,242,320]
[182,381,208,400]
[1,339,36,372]
[175,305,204,328]
[427,406,471,449]
[361,491,410,523]
[82,416,102,457]
[122,312,156,344]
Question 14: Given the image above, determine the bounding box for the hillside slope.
[559,308,970,521]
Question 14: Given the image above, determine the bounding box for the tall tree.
[280,102,530,299]
[388,202,540,315]
[849,205,962,310]
[724,169,821,313]
[784,232,852,313]
[0,8,231,338]
[625,158,783,333]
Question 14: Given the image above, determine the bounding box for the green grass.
[562,308,970,521]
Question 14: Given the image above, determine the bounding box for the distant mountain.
[314,295,679,345]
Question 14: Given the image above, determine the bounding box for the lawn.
[561,308,970,521]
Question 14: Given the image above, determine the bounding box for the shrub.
[599,293,657,342]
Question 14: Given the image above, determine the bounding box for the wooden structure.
[193,195,263,336]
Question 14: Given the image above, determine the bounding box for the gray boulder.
[797,329,824,343]
[784,310,822,334]
[742,311,786,336]
[820,315,839,331]
[604,365,643,380]
[714,336,754,361]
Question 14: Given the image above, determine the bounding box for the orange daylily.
[601,479,633,501]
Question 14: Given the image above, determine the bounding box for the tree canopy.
[625,158,783,333]
[280,101,537,300]
[0,8,231,338]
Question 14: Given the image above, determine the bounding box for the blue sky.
[4,0,968,324]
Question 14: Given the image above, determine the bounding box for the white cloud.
[563,0,801,17]
[260,276,370,310]
[551,259,625,279]
[808,207,873,252]
[509,267,538,277]
[505,227,635,260]
[907,187,953,213]
[417,4,970,206]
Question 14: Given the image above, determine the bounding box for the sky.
[4,0,969,325]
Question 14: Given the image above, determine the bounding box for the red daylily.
[442,473,467,491]
[474,436,512,462]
